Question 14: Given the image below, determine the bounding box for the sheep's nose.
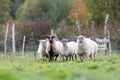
[49,40,53,43]
[79,37,83,42]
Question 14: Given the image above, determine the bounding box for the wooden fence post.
[104,14,112,54]
[22,36,26,58]
[12,23,16,59]
[75,12,81,35]
[104,14,109,38]
[32,32,36,60]
[91,21,96,41]
[4,23,9,54]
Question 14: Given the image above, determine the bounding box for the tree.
[9,0,25,20]
[84,0,120,26]
[0,0,10,23]
[16,0,72,26]
[69,0,91,26]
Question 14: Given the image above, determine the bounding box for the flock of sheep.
[37,35,98,62]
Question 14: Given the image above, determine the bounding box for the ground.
[0,52,120,80]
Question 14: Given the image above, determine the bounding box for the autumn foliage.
[69,0,91,25]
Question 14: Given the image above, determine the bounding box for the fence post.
[104,14,112,54]
[12,23,16,59]
[75,12,81,35]
[32,32,36,60]
[91,21,96,41]
[22,36,26,58]
[4,23,9,54]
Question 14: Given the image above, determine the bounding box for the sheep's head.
[61,39,68,45]
[77,35,85,43]
[46,35,55,44]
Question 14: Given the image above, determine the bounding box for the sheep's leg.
[69,55,72,61]
[89,54,93,60]
[75,54,77,60]
[45,57,47,61]
[54,57,57,61]
[66,56,68,61]
[79,54,84,62]
[69,56,71,61]
[52,56,54,61]
[85,53,88,61]
[63,55,65,61]
[48,56,53,62]
[54,53,59,61]
[54,55,58,61]
[43,56,47,61]
[60,54,62,61]
[71,55,74,61]
[83,55,85,62]
[80,56,84,62]
[60,54,64,61]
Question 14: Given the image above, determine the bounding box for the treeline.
[0,0,120,50]
[0,0,120,26]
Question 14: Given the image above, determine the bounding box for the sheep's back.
[84,38,97,54]
[55,41,64,54]
[66,41,77,53]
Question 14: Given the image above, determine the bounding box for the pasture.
[0,52,120,80]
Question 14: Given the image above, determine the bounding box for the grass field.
[0,52,120,80]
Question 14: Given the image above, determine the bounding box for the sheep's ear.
[52,36,55,38]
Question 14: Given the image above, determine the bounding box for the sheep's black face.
[47,36,55,44]
[78,35,84,43]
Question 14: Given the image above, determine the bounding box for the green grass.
[0,52,120,80]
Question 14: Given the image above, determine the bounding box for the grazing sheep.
[46,35,64,61]
[37,40,48,61]
[61,39,77,60]
[76,35,98,62]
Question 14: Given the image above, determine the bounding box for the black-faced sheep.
[46,35,64,61]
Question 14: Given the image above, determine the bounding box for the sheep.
[37,40,48,61]
[61,39,77,61]
[46,35,64,61]
[76,35,98,62]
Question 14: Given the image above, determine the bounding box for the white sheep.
[61,39,77,60]
[37,40,48,61]
[46,36,65,61]
[76,35,98,62]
